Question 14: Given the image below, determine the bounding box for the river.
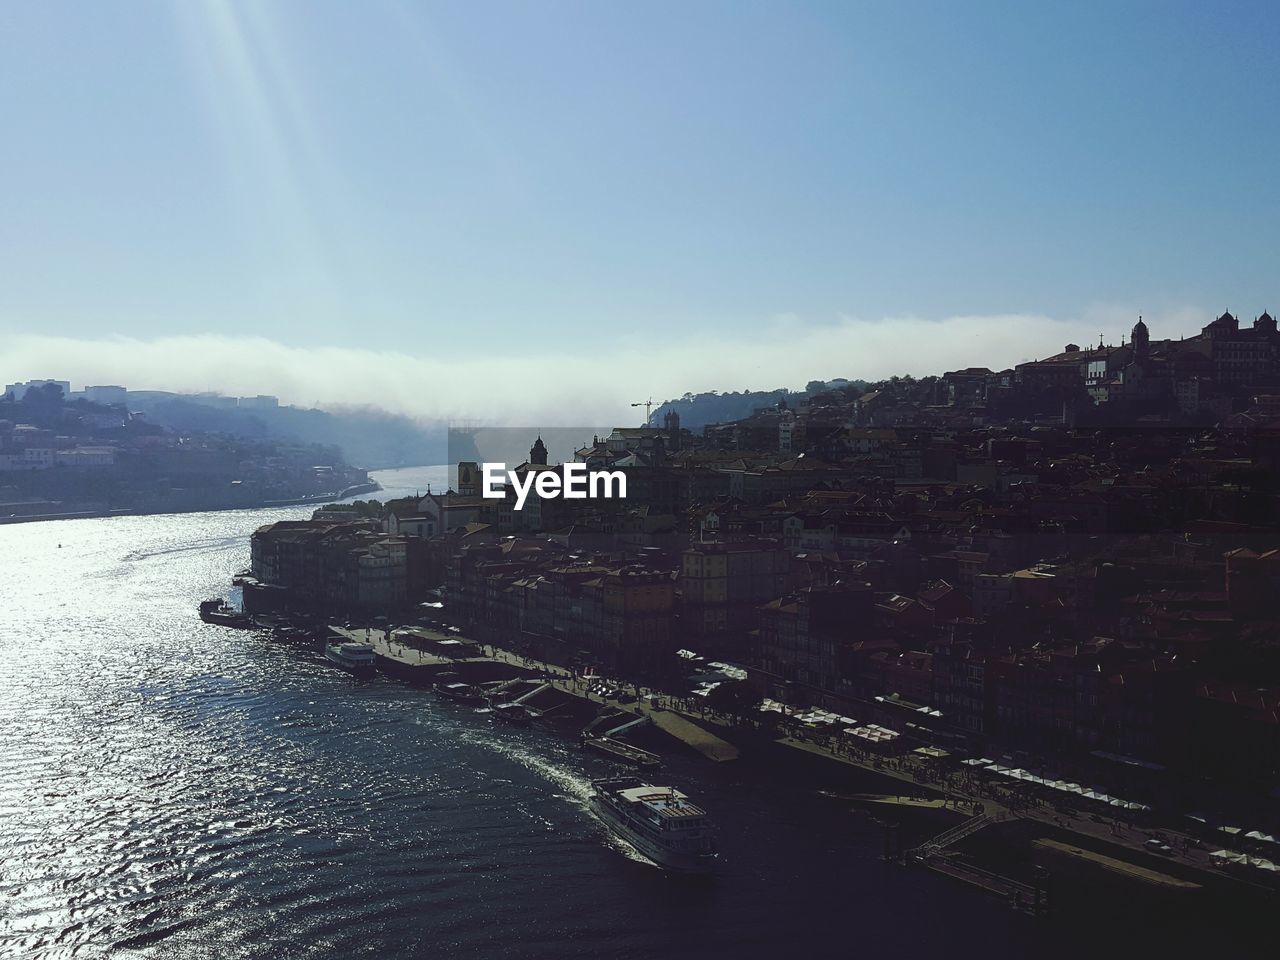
[0,466,1228,959]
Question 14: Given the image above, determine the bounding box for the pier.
[907,813,1050,915]
[644,709,740,762]
[469,642,742,762]
[1034,839,1201,891]
[328,626,533,686]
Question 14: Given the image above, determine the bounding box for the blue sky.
[2,1,1277,419]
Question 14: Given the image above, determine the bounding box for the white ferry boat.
[589,776,718,873]
[325,641,377,676]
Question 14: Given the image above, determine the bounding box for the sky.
[2,1,1277,423]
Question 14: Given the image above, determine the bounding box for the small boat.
[434,682,488,706]
[490,701,536,725]
[325,641,377,676]
[589,776,718,873]
[583,735,661,768]
[199,598,253,628]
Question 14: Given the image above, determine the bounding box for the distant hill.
[124,393,447,469]
[653,380,870,430]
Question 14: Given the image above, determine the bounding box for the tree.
[25,382,65,406]
[706,679,763,722]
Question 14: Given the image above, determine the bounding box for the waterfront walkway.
[373,619,1230,887]
[773,731,1230,886]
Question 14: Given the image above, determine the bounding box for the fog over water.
[4,304,1207,425]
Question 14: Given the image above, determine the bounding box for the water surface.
[0,466,1189,959]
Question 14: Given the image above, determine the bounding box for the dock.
[1034,838,1201,890]
[644,708,739,762]
[923,855,1047,915]
[909,813,1049,915]
[328,626,532,686]
[846,793,957,811]
[472,642,741,761]
[583,736,662,767]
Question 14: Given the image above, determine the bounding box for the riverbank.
[0,480,382,525]
[237,606,1280,913]
[444,640,1280,909]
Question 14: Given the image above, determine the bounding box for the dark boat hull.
[325,648,377,677]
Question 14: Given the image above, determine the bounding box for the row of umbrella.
[963,759,1152,812]
[843,723,901,743]
[1214,825,1278,844]
[1209,850,1280,873]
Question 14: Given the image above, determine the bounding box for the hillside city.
[240,311,1280,884]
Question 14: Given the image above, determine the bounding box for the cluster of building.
[244,311,1280,809]
[937,311,1280,426]
[3,379,280,411]
[247,516,412,611]
[0,380,367,518]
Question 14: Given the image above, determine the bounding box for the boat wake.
[454,730,659,865]
[456,730,593,805]
[122,537,243,563]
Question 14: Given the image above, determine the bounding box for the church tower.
[529,435,548,466]
[663,409,681,451]
[1131,316,1149,363]
[457,461,478,497]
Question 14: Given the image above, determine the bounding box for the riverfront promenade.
[775,735,1213,884]
[343,617,1242,891]
[333,623,741,762]
[477,643,1235,889]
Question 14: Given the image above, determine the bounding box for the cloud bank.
[3,308,1204,425]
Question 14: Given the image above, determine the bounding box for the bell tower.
[529,436,548,466]
[457,461,478,497]
[663,409,681,451]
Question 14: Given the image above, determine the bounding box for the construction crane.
[631,397,656,426]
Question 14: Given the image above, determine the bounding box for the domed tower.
[1206,310,1238,339]
[1255,310,1276,336]
[529,435,548,466]
[1131,316,1149,363]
